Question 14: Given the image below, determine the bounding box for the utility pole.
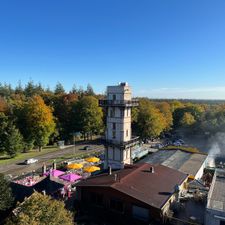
[73,134,75,156]
[70,132,81,158]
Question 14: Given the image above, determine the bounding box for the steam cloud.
[207,132,225,167]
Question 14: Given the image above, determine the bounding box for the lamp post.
[70,132,81,157]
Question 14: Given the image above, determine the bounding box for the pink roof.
[51,169,65,177]
[60,173,82,182]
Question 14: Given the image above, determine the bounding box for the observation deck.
[99,99,139,107]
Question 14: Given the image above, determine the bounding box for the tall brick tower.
[99,82,139,169]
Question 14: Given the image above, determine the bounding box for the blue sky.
[0,0,225,99]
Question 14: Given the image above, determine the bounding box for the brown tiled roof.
[77,163,188,209]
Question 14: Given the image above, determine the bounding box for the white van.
[24,158,38,165]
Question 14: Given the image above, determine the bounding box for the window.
[110,199,123,212]
[126,130,129,137]
[113,123,116,130]
[110,108,115,118]
[120,109,124,118]
[127,109,129,117]
[113,94,116,100]
[132,205,149,221]
[90,192,103,206]
[113,131,116,139]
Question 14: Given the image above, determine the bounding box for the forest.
[0,81,225,158]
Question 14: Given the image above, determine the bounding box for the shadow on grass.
[0,156,11,160]
[16,162,26,165]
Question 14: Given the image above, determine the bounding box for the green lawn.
[0,146,59,165]
[161,145,207,154]
[46,150,102,164]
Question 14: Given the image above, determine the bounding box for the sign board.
[58,141,65,149]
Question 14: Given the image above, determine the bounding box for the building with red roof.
[76,163,188,224]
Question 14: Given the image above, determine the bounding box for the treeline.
[133,98,225,141]
[0,82,103,157]
[1,81,225,158]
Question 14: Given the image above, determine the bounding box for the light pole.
[73,134,75,156]
[70,132,81,158]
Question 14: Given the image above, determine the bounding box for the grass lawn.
[161,145,207,154]
[47,150,102,164]
[0,146,60,165]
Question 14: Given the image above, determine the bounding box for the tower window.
[113,123,116,130]
[127,109,129,116]
[120,109,124,117]
[113,131,116,139]
[126,130,129,137]
[110,108,115,118]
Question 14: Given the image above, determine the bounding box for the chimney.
[108,166,112,175]
[150,166,154,173]
[114,174,118,181]
[53,161,56,170]
[42,164,46,175]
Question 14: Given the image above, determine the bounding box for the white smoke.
[207,132,225,167]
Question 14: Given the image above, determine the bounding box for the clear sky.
[0,0,225,99]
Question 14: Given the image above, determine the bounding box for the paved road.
[0,143,105,176]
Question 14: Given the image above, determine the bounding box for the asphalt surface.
[0,143,105,176]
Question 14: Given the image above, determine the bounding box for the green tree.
[0,113,23,157]
[52,93,78,140]
[24,95,56,151]
[0,173,14,211]
[86,83,95,96]
[4,122,24,157]
[24,81,36,97]
[72,96,103,139]
[54,82,65,95]
[6,192,73,225]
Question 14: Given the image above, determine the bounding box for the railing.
[99,99,139,107]
[102,136,140,149]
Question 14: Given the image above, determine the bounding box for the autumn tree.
[6,192,73,225]
[173,103,204,129]
[0,96,8,113]
[24,95,56,151]
[72,96,103,139]
[180,112,196,127]
[155,102,173,131]
[137,99,166,140]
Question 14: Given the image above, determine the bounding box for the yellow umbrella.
[67,163,83,170]
[85,157,100,163]
[83,166,100,173]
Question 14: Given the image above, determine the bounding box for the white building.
[99,82,139,169]
[205,169,225,225]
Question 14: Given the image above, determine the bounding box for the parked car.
[83,145,92,150]
[173,141,182,146]
[24,158,38,165]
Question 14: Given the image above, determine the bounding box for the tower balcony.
[99,99,139,107]
[102,136,140,149]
